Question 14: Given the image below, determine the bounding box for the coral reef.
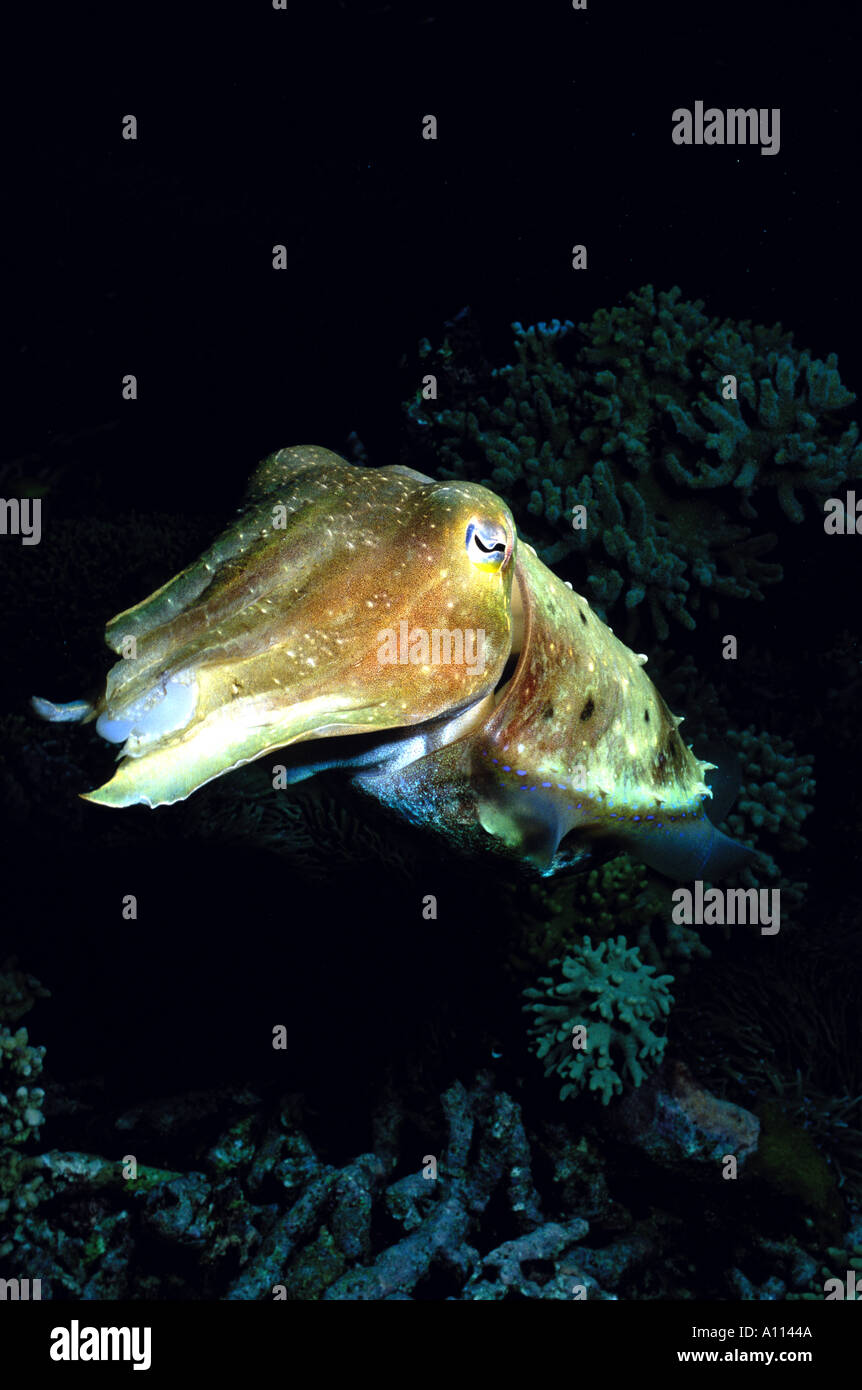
[786,1230,862,1301]
[553,855,652,947]
[517,850,710,984]
[523,936,674,1103]
[8,1073,566,1300]
[514,711,815,1111]
[0,1026,46,1146]
[6,1057,844,1300]
[2,282,853,1304]
[404,286,860,636]
[719,725,815,915]
[0,964,48,1260]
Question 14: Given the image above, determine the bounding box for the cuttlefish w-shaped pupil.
[465,519,510,568]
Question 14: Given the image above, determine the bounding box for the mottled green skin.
[355,542,727,878]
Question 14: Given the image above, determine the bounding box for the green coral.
[787,1242,862,1300]
[565,855,710,971]
[569,855,650,940]
[404,286,860,637]
[0,968,48,1259]
[518,851,708,987]
[722,725,815,847]
[519,853,650,970]
[0,1025,46,1146]
[523,935,674,1104]
[719,726,815,916]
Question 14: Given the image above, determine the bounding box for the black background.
[4,0,858,509]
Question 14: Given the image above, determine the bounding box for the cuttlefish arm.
[355,542,751,881]
[33,447,518,808]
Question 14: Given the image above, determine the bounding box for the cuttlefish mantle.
[33,444,750,880]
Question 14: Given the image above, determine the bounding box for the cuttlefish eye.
[465,518,512,571]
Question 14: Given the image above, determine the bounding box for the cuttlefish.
[33,445,748,879]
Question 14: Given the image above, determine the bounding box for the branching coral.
[721,725,815,848]
[517,854,651,971]
[517,851,708,988]
[512,852,706,1113]
[404,286,861,637]
[0,966,48,1258]
[523,936,675,1104]
[0,1025,45,1146]
[786,1239,862,1301]
[568,856,650,941]
[718,726,815,916]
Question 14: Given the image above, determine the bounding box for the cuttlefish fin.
[620,814,754,881]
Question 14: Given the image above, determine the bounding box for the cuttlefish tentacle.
[32,446,749,880]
